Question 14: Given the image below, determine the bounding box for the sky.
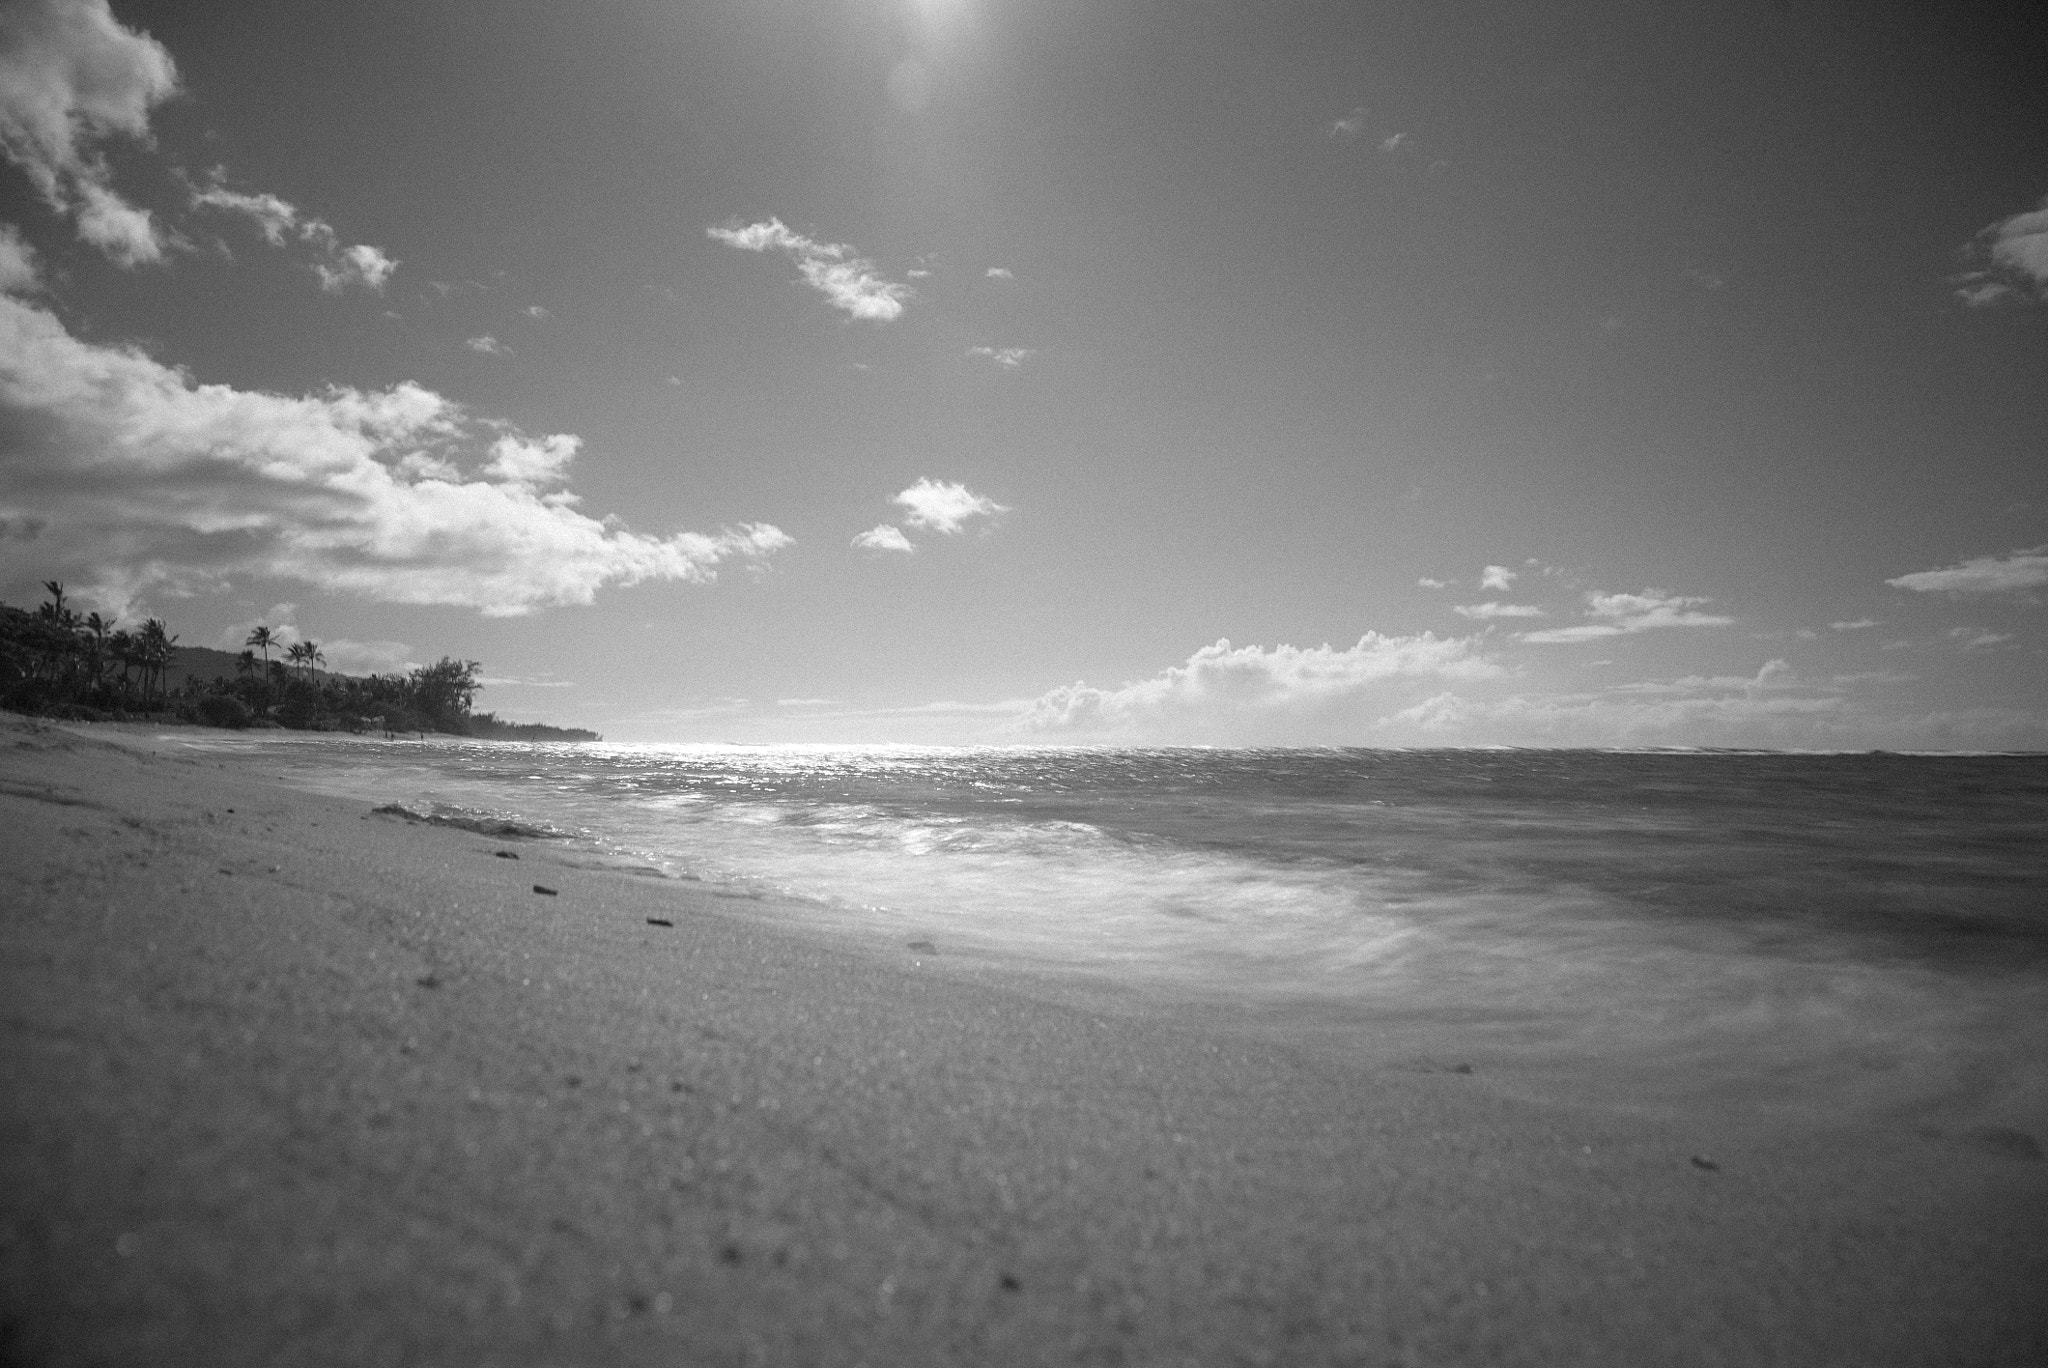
[1,0,2044,748]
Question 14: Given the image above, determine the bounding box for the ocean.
[186,736,2048,1133]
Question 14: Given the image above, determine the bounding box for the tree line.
[1,581,597,740]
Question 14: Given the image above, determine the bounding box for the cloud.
[1380,132,1409,154]
[893,478,1007,535]
[190,176,398,292]
[0,0,177,266]
[190,183,298,245]
[967,345,1034,370]
[525,304,548,319]
[1022,634,1501,744]
[0,223,40,293]
[985,266,1013,280]
[1829,618,1878,631]
[851,523,914,554]
[465,334,510,356]
[315,242,396,294]
[1955,195,2048,306]
[1886,546,2048,597]
[1416,576,1452,590]
[1328,107,1367,140]
[1948,627,2013,651]
[0,292,791,617]
[1453,601,1544,620]
[1479,564,1517,591]
[1520,590,1735,644]
[707,218,907,322]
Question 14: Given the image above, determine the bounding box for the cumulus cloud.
[1453,601,1544,620]
[967,345,1034,370]
[465,334,510,356]
[893,478,1006,535]
[1520,590,1734,644]
[1479,564,1517,591]
[1886,546,2048,597]
[707,218,907,322]
[1022,634,1501,744]
[190,177,398,292]
[1416,576,1451,589]
[0,292,790,617]
[1954,195,2048,306]
[985,266,1013,280]
[315,242,396,294]
[851,523,914,554]
[0,223,40,293]
[0,0,178,265]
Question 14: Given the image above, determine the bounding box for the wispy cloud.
[465,334,511,356]
[707,218,907,322]
[0,0,178,265]
[0,290,791,617]
[1520,590,1734,644]
[985,266,1013,280]
[851,524,914,554]
[1954,194,2048,306]
[967,345,1034,370]
[1023,634,1500,745]
[190,174,397,292]
[893,478,1007,535]
[1416,576,1452,590]
[1829,618,1878,631]
[1480,564,1517,591]
[1886,546,2048,597]
[1454,602,1544,620]
[1328,107,1367,140]
[1948,627,2013,651]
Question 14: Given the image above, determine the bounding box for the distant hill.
[162,645,349,693]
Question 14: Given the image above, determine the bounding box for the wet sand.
[2,714,2044,1366]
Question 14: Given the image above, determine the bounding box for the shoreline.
[3,714,2045,1365]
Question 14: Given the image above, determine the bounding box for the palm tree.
[139,619,176,708]
[82,612,113,694]
[301,640,325,684]
[245,625,276,712]
[285,640,309,679]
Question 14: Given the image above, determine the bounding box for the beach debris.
[906,939,938,954]
[533,884,558,896]
[1690,1154,1720,1171]
[494,850,520,859]
[416,973,441,989]
[1450,1062,1474,1074]
[1000,1274,1022,1292]
[647,917,675,928]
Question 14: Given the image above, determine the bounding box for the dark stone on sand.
[1001,1274,1022,1292]
[494,850,519,859]
[1451,1063,1473,1074]
[416,974,440,989]
[1691,1155,1720,1171]
[647,917,674,928]
[532,885,557,896]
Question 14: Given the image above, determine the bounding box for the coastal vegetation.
[0,582,598,740]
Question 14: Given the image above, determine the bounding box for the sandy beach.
[1,715,2043,1367]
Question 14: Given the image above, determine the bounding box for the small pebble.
[1690,1154,1720,1171]
[647,917,674,928]
[532,884,557,896]
[494,850,519,860]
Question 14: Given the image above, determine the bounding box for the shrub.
[195,694,253,729]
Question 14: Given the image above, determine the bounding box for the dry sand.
[2,714,2043,1366]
